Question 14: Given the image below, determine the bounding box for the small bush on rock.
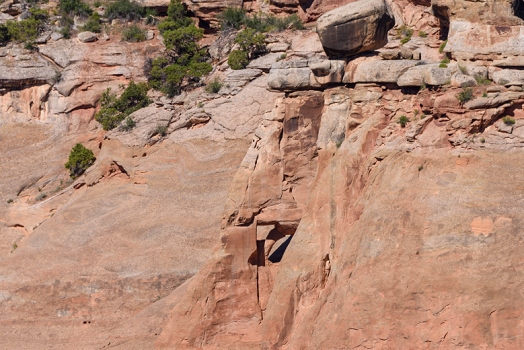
[205,77,223,93]
[146,0,212,96]
[122,116,136,131]
[439,40,447,53]
[122,24,146,42]
[105,0,145,21]
[457,87,474,105]
[65,143,96,178]
[474,74,491,86]
[228,49,249,70]
[243,13,303,32]
[235,28,266,56]
[503,116,516,125]
[59,0,92,16]
[155,124,168,137]
[397,25,413,44]
[218,7,246,30]
[398,115,409,128]
[95,81,150,130]
[82,12,101,33]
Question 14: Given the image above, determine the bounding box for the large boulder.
[316,0,394,57]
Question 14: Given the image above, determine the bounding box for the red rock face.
[155,91,325,348]
[150,77,524,348]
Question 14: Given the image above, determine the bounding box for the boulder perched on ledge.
[316,0,394,57]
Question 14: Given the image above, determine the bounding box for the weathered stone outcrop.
[268,59,345,90]
[397,63,456,86]
[155,91,326,348]
[344,59,419,83]
[316,0,394,57]
[0,48,57,88]
[446,21,524,61]
[148,76,524,348]
[432,0,522,25]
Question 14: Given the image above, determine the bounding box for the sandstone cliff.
[2,0,524,348]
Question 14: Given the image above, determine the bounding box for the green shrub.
[6,18,41,42]
[0,24,9,45]
[439,40,447,53]
[218,7,245,30]
[398,115,409,128]
[65,143,96,178]
[59,0,92,16]
[7,198,13,204]
[122,24,146,42]
[503,116,516,125]
[145,8,157,25]
[1,7,48,45]
[234,28,266,57]
[122,116,136,131]
[35,192,48,201]
[439,63,448,68]
[205,77,223,93]
[60,14,74,38]
[228,49,248,70]
[29,7,49,21]
[155,124,168,137]
[440,57,450,64]
[418,31,428,38]
[474,74,491,86]
[105,0,145,21]
[458,64,468,74]
[163,24,204,52]
[157,0,192,32]
[397,25,413,44]
[146,0,211,97]
[147,57,212,96]
[456,87,474,105]
[81,12,101,33]
[243,13,303,32]
[95,81,151,130]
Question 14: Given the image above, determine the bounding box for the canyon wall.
[3,0,524,348]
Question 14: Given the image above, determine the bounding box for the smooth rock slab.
[0,53,57,88]
[397,63,456,86]
[447,21,524,60]
[268,59,345,90]
[451,72,476,88]
[344,60,419,83]
[491,69,524,86]
[316,0,394,57]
